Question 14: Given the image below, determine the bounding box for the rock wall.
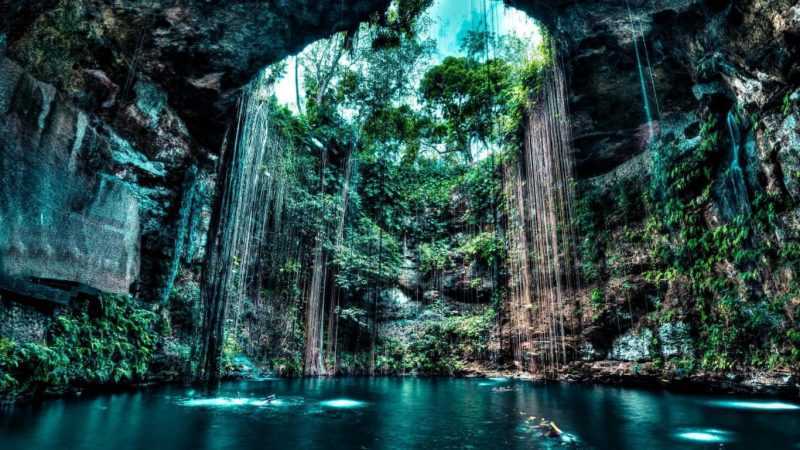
[0,57,139,294]
[0,297,58,344]
[2,0,392,149]
[0,51,207,307]
[493,0,800,391]
[0,0,392,313]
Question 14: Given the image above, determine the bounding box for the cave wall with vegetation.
[0,0,798,397]
[544,0,800,392]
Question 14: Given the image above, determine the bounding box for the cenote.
[3,379,800,450]
[2,0,800,448]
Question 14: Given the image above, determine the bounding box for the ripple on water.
[319,399,366,409]
[179,396,304,408]
[674,428,733,444]
[180,397,265,407]
[478,377,510,387]
[706,400,800,411]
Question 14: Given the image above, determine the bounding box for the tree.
[419,56,510,161]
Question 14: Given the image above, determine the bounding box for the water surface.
[1,378,799,449]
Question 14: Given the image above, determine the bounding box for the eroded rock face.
[2,0,392,150]
[658,322,692,359]
[609,328,653,362]
[379,288,418,320]
[1,1,392,306]
[0,58,139,294]
[509,0,799,178]
[0,56,206,302]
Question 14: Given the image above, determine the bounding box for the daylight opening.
[196,0,580,378]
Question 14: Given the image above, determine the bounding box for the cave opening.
[2,0,800,447]
[197,0,572,380]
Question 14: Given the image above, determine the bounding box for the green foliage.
[645,118,755,369]
[0,295,157,399]
[12,0,112,94]
[375,308,496,375]
[334,217,402,292]
[0,339,63,397]
[269,354,304,377]
[420,56,511,160]
[590,288,605,307]
[459,231,504,266]
[221,332,244,373]
[642,116,800,370]
[254,12,548,376]
[337,306,369,328]
[419,240,451,273]
[783,92,795,116]
[575,182,606,284]
[167,273,200,336]
[497,37,551,145]
[334,352,373,375]
[575,108,800,373]
[339,28,434,128]
[458,157,503,226]
[371,0,434,49]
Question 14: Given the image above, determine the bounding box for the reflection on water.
[181,397,268,407]
[706,400,800,411]
[478,377,510,386]
[180,396,305,408]
[319,399,366,409]
[674,428,733,443]
[1,378,799,450]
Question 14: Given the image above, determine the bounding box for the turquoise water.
[1,378,799,449]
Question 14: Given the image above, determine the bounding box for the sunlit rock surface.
[657,322,692,358]
[378,288,416,320]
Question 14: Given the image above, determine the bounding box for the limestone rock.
[609,328,653,362]
[0,59,139,294]
[0,57,205,301]
[658,322,693,359]
[379,288,419,321]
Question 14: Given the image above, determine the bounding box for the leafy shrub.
[269,354,304,377]
[334,217,402,292]
[375,308,495,375]
[419,240,452,273]
[459,231,505,266]
[0,294,157,399]
[590,288,604,307]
